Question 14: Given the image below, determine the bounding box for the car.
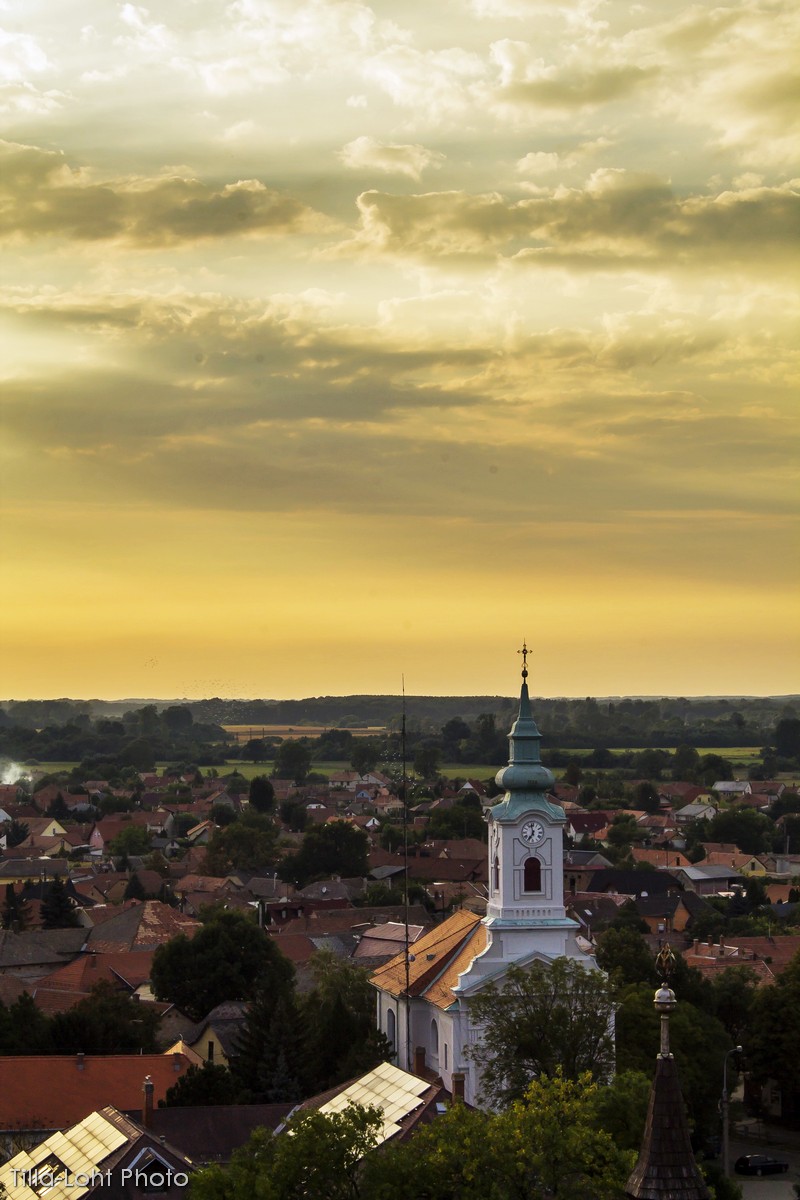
[734,1155,790,1176]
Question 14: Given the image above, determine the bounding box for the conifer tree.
[1,883,31,931]
[40,876,81,928]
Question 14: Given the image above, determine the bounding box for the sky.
[1,0,798,702]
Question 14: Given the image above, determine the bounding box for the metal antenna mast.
[402,675,411,1073]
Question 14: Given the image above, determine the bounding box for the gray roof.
[149,1103,293,1164]
[0,927,86,968]
[679,865,743,881]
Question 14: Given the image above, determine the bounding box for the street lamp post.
[722,1045,742,1176]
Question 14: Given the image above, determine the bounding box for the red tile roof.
[0,1053,192,1129]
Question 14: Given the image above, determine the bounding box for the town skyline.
[1,0,797,701]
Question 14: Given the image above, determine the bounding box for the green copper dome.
[491,658,564,824]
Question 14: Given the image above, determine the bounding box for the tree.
[1,883,31,931]
[203,811,278,875]
[466,958,616,1108]
[248,775,275,814]
[190,1104,382,1200]
[279,821,368,887]
[116,737,156,771]
[774,717,800,759]
[50,980,159,1053]
[4,820,29,848]
[162,1062,241,1108]
[366,1072,634,1200]
[746,950,800,1120]
[413,739,442,780]
[161,705,194,735]
[595,927,658,987]
[210,803,237,827]
[40,876,81,928]
[709,966,759,1046]
[615,983,731,1141]
[589,1069,652,1153]
[563,760,583,786]
[351,740,379,777]
[273,739,312,784]
[123,872,146,901]
[299,951,392,1092]
[151,909,294,1022]
[46,792,70,820]
[243,738,267,763]
[110,824,152,857]
[633,781,660,814]
[672,744,700,781]
[233,989,304,1102]
[706,807,775,855]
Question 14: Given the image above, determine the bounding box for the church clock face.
[520,819,545,846]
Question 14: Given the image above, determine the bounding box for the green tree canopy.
[203,811,278,875]
[50,980,159,1053]
[616,982,731,1141]
[110,823,152,858]
[162,1062,241,1107]
[151,908,294,1022]
[279,820,368,887]
[248,775,275,813]
[190,1103,382,1200]
[466,958,616,1108]
[706,807,775,855]
[273,739,312,784]
[366,1072,635,1200]
[41,876,81,928]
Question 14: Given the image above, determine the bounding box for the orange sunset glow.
[1,0,798,700]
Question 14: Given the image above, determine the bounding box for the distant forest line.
[1,694,798,752]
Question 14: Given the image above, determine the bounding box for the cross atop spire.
[517,639,529,680]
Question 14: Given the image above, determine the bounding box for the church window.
[387,1007,396,1052]
[523,857,542,892]
[492,855,499,891]
[431,1018,439,1055]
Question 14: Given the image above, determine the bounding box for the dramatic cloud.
[0,142,326,245]
[339,174,800,268]
[338,136,444,180]
[1,0,797,698]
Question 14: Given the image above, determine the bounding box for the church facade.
[370,653,600,1107]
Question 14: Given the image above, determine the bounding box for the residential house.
[566,812,611,843]
[675,864,744,895]
[630,847,692,871]
[184,1000,249,1068]
[0,1105,194,1197]
[703,850,767,876]
[147,1103,294,1166]
[0,1054,192,1147]
[673,801,717,826]
[299,1061,448,1144]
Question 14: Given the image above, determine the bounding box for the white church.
[370,651,600,1107]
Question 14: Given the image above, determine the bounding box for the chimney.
[142,1076,154,1128]
[693,939,699,953]
[76,1052,85,1070]
[414,1046,426,1076]
[718,938,725,957]
[452,1072,465,1101]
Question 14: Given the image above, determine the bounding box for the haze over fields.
[1,0,798,700]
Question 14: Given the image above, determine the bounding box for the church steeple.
[482,646,573,937]
[493,642,559,818]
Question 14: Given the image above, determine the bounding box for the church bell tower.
[482,643,578,961]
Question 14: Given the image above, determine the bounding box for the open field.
[223,724,386,743]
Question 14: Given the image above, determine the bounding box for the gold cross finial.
[518,640,529,680]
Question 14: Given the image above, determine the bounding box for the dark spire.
[625,979,710,1200]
